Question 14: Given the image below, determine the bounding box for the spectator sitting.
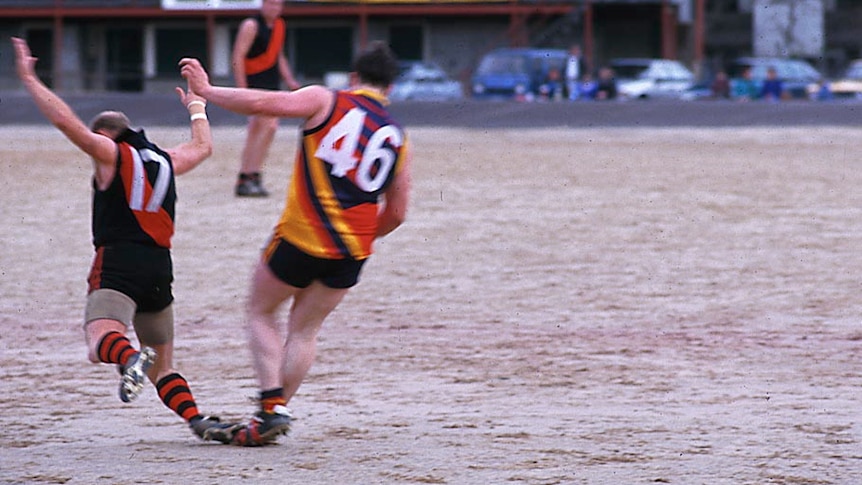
[759,66,784,101]
[578,73,598,100]
[710,71,730,99]
[730,67,758,101]
[595,67,617,100]
[811,78,834,101]
[538,67,563,101]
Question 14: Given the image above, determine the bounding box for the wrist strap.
[187,100,206,110]
[190,112,208,122]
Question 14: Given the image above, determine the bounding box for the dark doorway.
[389,25,423,61]
[157,28,208,77]
[106,28,143,92]
[27,29,54,88]
[294,27,353,80]
[593,5,662,64]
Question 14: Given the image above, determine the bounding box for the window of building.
[156,28,208,77]
[294,27,352,80]
[389,25,423,61]
[107,28,143,92]
[26,28,54,88]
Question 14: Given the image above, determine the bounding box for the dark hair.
[352,41,400,88]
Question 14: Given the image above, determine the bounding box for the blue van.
[471,48,568,100]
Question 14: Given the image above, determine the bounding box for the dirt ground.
[1,124,861,484]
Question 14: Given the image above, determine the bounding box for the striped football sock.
[259,388,286,413]
[97,331,137,366]
[157,373,201,423]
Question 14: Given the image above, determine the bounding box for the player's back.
[277,89,407,260]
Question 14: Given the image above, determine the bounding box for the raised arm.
[166,84,212,176]
[12,37,116,167]
[180,57,333,126]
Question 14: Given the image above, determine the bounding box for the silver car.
[610,58,695,100]
[824,59,862,100]
[389,61,464,102]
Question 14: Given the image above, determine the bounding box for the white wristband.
[187,100,206,110]
[190,112,208,122]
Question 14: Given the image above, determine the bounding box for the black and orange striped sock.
[156,373,201,423]
[97,331,137,366]
[259,388,286,413]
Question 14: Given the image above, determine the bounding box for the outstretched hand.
[11,37,38,80]
[179,58,211,96]
[175,85,206,109]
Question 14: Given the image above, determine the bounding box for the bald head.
[89,111,131,139]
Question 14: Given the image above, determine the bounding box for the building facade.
[0,0,860,93]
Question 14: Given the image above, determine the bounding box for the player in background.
[180,41,412,446]
[232,0,301,197]
[13,37,239,443]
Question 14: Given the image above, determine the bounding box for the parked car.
[678,81,714,101]
[609,58,695,100]
[471,48,568,100]
[389,61,464,102]
[727,57,822,99]
[822,59,862,100]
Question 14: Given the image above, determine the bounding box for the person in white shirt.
[565,44,585,101]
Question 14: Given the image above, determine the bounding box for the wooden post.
[691,0,706,77]
[52,11,63,90]
[694,0,705,65]
[661,0,677,60]
[583,0,593,73]
[508,10,527,47]
[206,12,215,73]
[359,1,368,51]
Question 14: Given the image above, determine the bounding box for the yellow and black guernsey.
[274,89,408,260]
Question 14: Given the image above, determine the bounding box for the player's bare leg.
[236,115,278,197]
[280,282,348,402]
[246,261,297,391]
[232,261,294,445]
[85,318,155,403]
[85,318,128,364]
[232,262,345,446]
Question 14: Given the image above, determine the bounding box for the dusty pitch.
[1,125,860,484]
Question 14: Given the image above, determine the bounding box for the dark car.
[471,48,568,101]
[727,57,821,99]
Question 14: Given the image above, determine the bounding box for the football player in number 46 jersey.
[179,41,412,446]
